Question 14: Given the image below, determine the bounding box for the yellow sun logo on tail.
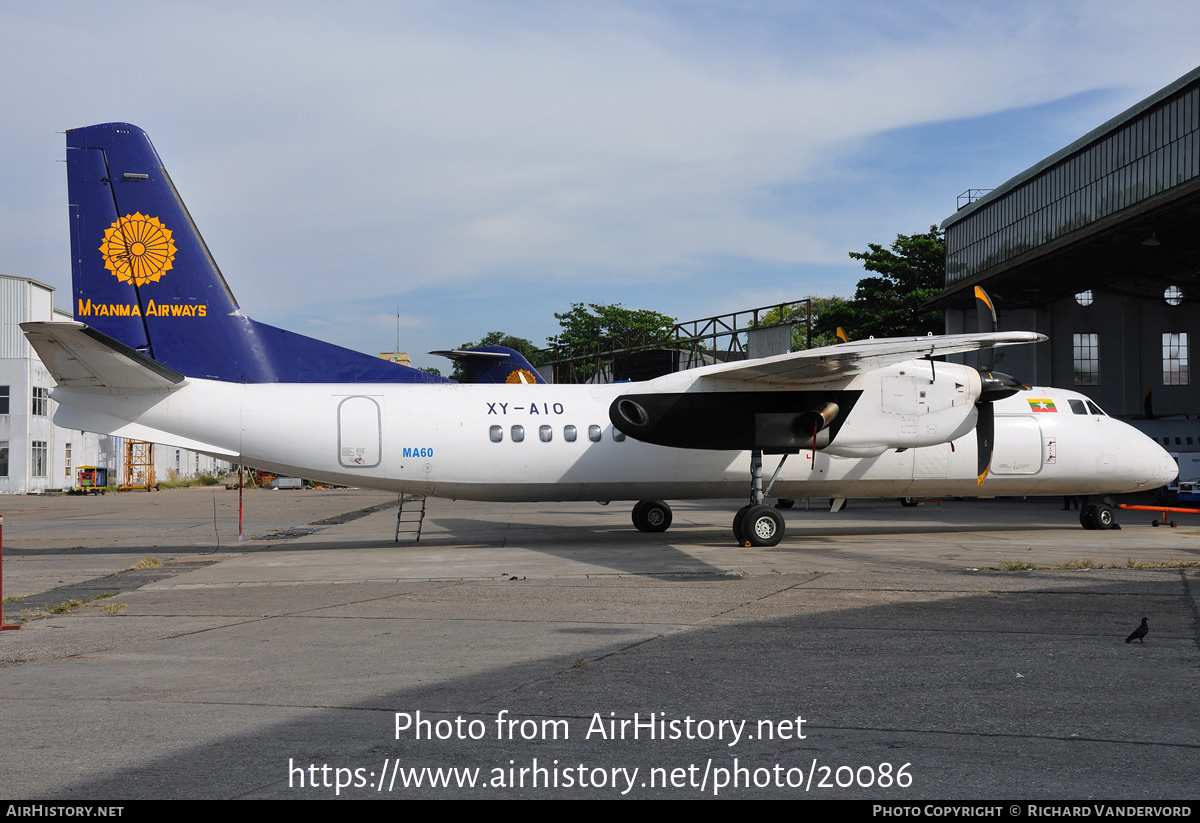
[505,368,538,385]
[100,213,177,286]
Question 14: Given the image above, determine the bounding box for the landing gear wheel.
[632,500,672,533]
[1093,504,1116,530]
[740,505,785,547]
[899,497,919,507]
[1080,505,1098,530]
[733,504,752,541]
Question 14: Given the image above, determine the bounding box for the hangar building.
[938,65,1200,420]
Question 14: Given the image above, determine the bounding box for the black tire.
[1080,505,1098,530]
[741,505,784,547]
[899,497,919,507]
[632,500,671,533]
[1094,504,1116,530]
[733,504,752,541]
[631,500,648,530]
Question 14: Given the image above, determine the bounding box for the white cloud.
[2,0,1199,355]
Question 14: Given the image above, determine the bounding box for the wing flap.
[21,322,186,391]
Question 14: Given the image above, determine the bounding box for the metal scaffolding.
[118,440,156,492]
[538,298,813,384]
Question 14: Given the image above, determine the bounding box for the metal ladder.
[395,493,427,542]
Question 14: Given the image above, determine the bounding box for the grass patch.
[1125,558,1200,569]
[159,473,222,489]
[126,557,163,571]
[2,595,23,604]
[572,657,588,669]
[50,599,83,614]
[101,603,126,616]
[1052,559,1101,570]
[999,560,1035,571]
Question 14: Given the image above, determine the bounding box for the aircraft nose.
[1136,436,1179,489]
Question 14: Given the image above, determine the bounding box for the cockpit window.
[1085,401,1106,416]
[1068,399,1087,415]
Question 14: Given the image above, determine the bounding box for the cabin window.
[1163,333,1189,385]
[588,425,602,442]
[1072,334,1099,386]
[612,428,626,442]
[1175,437,1182,445]
[489,425,503,442]
[1068,399,1087,414]
[564,425,577,442]
[539,425,552,442]
[511,425,524,443]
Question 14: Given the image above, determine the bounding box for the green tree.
[450,331,539,383]
[547,303,677,383]
[547,303,676,349]
[815,226,945,341]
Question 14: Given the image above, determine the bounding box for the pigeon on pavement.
[1126,617,1149,644]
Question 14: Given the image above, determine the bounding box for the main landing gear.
[632,499,672,532]
[732,449,788,547]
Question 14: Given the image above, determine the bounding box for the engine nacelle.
[610,390,860,450]
[824,361,981,457]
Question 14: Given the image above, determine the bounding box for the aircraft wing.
[691,331,1045,386]
[21,322,186,391]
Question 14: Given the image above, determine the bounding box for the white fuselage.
[51,361,1179,502]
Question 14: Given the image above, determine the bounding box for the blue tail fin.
[430,346,548,384]
[67,122,448,383]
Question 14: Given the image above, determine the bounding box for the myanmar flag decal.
[1027,398,1057,412]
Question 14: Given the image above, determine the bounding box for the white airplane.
[22,123,1177,546]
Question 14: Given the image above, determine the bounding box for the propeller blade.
[974,286,998,372]
[976,401,994,486]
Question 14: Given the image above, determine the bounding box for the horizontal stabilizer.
[20,322,185,391]
[695,332,1046,386]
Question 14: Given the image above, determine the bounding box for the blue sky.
[2,1,1199,370]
